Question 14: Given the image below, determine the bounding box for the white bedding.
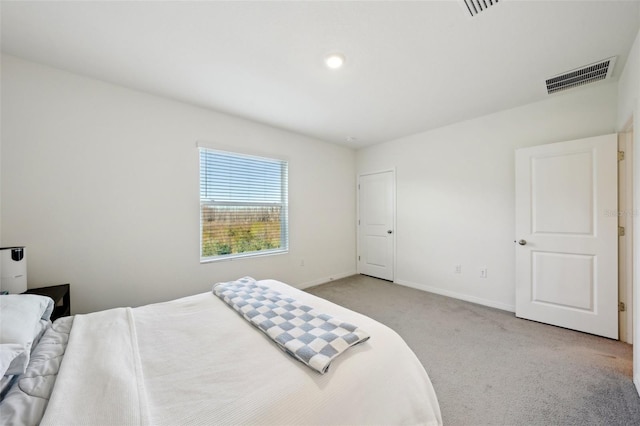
[0,317,73,425]
[41,279,442,425]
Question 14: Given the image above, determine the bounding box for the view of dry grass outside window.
[199,147,288,260]
[201,206,283,256]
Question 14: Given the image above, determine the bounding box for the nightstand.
[23,284,71,322]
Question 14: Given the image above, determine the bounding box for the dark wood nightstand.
[23,284,71,322]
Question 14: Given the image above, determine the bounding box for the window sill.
[200,249,288,264]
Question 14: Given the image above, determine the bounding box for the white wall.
[0,56,3,281]
[618,24,640,396]
[1,55,357,313]
[357,82,618,311]
[619,27,639,130]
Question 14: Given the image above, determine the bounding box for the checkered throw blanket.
[213,277,370,374]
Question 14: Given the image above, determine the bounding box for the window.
[199,148,288,261]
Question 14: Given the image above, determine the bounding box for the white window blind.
[199,148,288,261]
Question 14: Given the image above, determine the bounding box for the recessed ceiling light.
[325,53,345,69]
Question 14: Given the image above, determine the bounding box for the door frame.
[619,126,634,343]
[357,168,397,281]
[621,109,640,396]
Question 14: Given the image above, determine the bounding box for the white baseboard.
[297,270,357,290]
[395,279,516,312]
[635,375,640,398]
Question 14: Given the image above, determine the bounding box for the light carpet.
[306,274,640,425]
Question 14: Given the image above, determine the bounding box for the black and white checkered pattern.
[213,277,370,374]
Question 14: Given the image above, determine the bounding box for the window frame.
[199,147,289,263]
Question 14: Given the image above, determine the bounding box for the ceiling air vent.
[546,57,616,94]
[463,0,500,17]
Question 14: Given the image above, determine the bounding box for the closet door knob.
[518,239,527,246]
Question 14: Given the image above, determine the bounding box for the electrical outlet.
[480,268,488,278]
[455,265,462,274]
[300,259,305,266]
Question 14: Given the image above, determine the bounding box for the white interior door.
[358,171,395,281]
[515,134,618,339]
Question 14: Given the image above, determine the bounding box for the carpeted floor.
[306,274,640,425]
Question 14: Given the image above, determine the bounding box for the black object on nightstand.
[23,284,71,322]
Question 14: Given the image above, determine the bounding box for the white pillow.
[0,294,55,375]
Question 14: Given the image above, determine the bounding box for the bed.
[1,278,442,425]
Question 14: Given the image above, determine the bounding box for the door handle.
[518,239,527,246]
[387,230,393,234]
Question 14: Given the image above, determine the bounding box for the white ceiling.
[1,1,639,148]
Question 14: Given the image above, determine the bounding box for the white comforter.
[41,279,442,425]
